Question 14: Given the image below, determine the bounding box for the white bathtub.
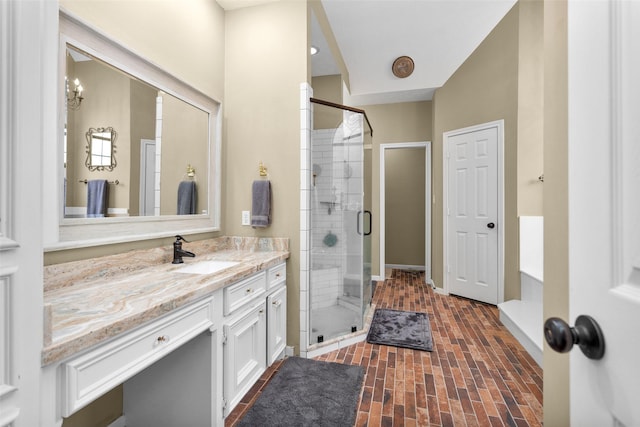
[498,216,543,366]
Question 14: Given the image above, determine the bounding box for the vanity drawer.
[62,296,215,417]
[224,271,266,316]
[267,262,286,290]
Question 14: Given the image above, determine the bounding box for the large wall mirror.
[46,11,221,249]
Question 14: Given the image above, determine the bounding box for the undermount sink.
[174,260,240,275]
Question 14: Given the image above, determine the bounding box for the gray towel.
[87,179,108,217]
[251,180,271,228]
[177,181,197,215]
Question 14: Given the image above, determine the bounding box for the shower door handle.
[357,210,372,236]
[364,210,372,236]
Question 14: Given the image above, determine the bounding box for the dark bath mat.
[236,357,364,427]
[366,308,433,351]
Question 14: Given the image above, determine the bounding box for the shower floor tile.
[311,303,362,344]
[226,270,543,427]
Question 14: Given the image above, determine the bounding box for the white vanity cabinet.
[267,264,287,365]
[45,260,287,426]
[223,297,267,414]
[64,296,218,419]
[223,262,287,417]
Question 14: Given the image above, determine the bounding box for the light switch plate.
[241,210,251,225]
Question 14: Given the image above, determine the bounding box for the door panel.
[267,286,287,365]
[447,126,499,304]
[223,300,266,414]
[567,1,640,424]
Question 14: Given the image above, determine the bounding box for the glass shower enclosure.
[309,99,372,345]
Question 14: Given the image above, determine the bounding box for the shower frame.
[300,93,373,356]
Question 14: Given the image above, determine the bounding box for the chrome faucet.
[172,235,196,264]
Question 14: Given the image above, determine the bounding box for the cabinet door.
[267,286,287,365]
[223,299,266,414]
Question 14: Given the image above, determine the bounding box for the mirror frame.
[45,10,221,250]
[86,127,117,171]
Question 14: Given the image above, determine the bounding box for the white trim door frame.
[443,120,504,304]
[379,142,432,284]
[139,138,156,216]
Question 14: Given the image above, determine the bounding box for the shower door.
[309,100,372,345]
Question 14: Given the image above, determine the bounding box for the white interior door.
[565,1,640,425]
[445,123,500,305]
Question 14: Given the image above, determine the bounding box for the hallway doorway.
[379,142,432,285]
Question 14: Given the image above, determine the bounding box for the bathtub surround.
[498,216,543,366]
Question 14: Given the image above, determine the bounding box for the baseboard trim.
[108,416,126,427]
[385,264,425,271]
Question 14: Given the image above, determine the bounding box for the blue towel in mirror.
[177,181,197,215]
[87,179,109,217]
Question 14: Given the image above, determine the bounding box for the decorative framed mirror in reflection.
[86,127,117,171]
[48,11,221,249]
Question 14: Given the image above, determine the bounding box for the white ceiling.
[218,0,517,105]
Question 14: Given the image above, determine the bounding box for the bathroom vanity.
[40,237,289,426]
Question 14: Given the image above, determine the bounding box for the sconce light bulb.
[77,85,83,94]
[74,78,80,86]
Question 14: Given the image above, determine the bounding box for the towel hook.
[258,161,268,177]
[186,164,195,178]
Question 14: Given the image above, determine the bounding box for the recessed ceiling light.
[310,46,319,56]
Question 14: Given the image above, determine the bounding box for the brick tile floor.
[226,270,543,426]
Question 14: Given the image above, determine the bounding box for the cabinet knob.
[246,288,253,294]
[272,300,282,307]
[156,335,169,343]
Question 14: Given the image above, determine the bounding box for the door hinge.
[222,333,227,345]
[222,398,228,414]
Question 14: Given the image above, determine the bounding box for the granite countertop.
[42,237,289,366]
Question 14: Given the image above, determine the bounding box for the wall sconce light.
[66,77,84,110]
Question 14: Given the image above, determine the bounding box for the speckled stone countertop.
[42,237,289,366]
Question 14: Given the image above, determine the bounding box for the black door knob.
[544,315,605,360]
[487,222,495,229]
